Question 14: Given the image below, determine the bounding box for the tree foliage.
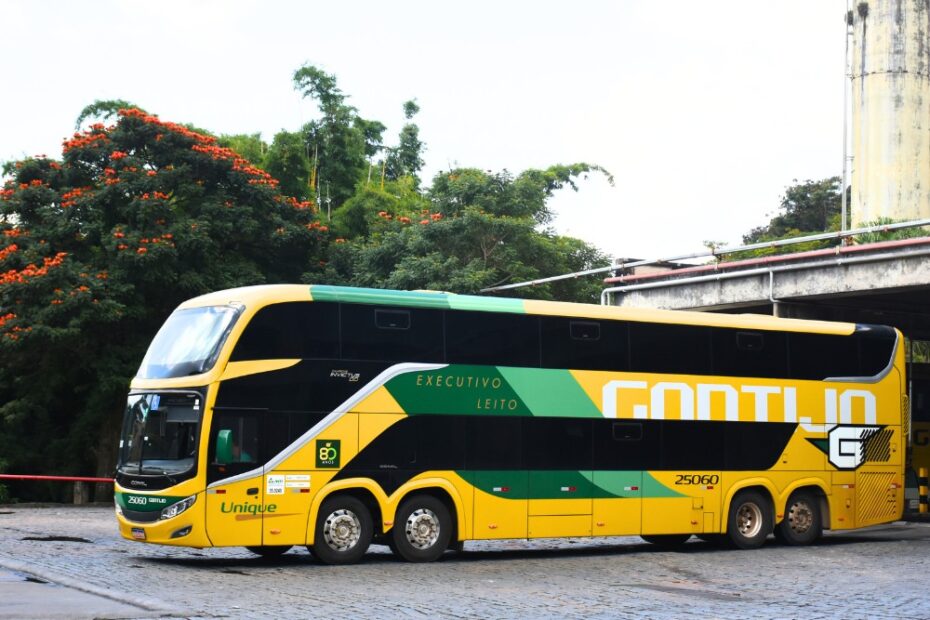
[732,177,842,258]
[738,176,927,259]
[293,64,373,208]
[322,166,610,302]
[0,109,325,498]
[384,100,425,187]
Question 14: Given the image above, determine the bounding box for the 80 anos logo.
[316,440,341,468]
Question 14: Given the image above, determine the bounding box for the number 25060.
[674,474,719,485]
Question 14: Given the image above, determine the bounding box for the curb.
[0,555,180,616]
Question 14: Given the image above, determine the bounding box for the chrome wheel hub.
[787,500,813,534]
[323,509,361,551]
[737,502,763,538]
[404,508,440,550]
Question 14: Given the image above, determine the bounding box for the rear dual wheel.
[391,494,452,563]
[775,490,822,546]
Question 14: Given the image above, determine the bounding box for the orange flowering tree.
[0,109,327,498]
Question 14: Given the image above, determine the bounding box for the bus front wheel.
[727,490,772,549]
[391,494,452,562]
[775,490,822,546]
[312,495,373,565]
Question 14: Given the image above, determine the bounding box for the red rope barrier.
[0,474,114,483]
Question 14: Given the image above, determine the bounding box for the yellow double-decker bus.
[115,285,906,563]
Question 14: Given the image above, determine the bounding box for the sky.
[0,0,848,262]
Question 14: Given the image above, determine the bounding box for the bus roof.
[178,284,857,335]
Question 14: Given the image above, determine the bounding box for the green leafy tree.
[263,130,313,202]
[293,64,372,209]
[321,165,611,302]
[218,133,267,167]
[74,99,143,129]
[743,177,842,245]
[0,108,327,500]
[384,100,425,188]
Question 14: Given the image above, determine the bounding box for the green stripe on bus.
[446,295,525,314]
[497,367,601,417]
[308,284,526,314]
[641,471,687,498]
[456,470,685,499]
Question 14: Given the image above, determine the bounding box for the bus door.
[469,417,528,539]
[205,410,263,547]
[526,418,593,538]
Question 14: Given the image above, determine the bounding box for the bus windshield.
[137,306,241,379]
[119,392,201,475]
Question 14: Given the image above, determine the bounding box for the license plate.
[131,528,146,540]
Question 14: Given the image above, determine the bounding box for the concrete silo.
[850,0,930,226]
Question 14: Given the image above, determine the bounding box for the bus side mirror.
[216,429,233,465]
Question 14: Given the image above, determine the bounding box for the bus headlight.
[160,495,196,520]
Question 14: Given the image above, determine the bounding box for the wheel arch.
[390,478,466,542]
[306,479,388,546]
[777,482,830,530]
[722,479,777,534]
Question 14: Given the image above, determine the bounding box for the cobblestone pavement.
[1,505,929,619]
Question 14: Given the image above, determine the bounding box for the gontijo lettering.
[603,380,876,427]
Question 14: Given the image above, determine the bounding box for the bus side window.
[208,411,260,482]
[857,325,897,376]
[467,417,522,469]
[341,304,443,362]
[524,418,592,470]
[612,422,642,441]
[447,311,540,367]
[230,301,339,361]
[629,323,712,375]
[712,329,788,379]
[541,317,629,371]
[593,419,660,470]
[789,333,859,380]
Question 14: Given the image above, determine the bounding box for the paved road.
[0,505,928,619]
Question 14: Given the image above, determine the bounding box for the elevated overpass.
[602,236,930,339]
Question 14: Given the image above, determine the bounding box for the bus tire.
[312,495,373,565]
[727,490,773,549]
[391,494,452,563]
[245,545,292,558]
[775,490,822,546]
[641,534,691,548]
